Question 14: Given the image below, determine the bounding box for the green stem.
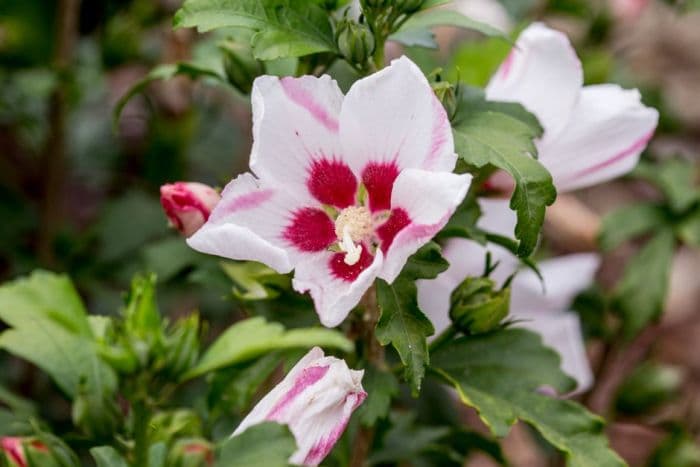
[429,325,458,353]
[372,37,385,70]
[132,402,150,467]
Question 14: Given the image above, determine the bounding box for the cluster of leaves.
[0,271,351,465]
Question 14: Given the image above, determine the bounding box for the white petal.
[541,84,659,192]
[379,170,472,283]
[477,198,518,238]
[250,75,345,190]
[515,310,594,393]
[510,253,601,313]
[232,347,326,436]
[187,173,312,273]
[292,251,384,328]
[486,23,583,142]
[339,56,457,174]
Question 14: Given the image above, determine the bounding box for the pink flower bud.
[160,182,221,237]
[233,347,366,466]
[1,437,26,467]
[610,0,649,21]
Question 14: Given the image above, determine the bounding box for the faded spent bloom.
[160,182,221,237]
[188,56,471,327]
[232,347,366,466]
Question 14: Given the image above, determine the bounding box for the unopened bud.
[337,21,375,66]
[1,437,27,467]
[432,80,459,121]
[72,391,121,439]
[1,436,77,467]
[167,439,214,467]
[160,182,220,237]
[450,277,510,334]
[220,41,265,95]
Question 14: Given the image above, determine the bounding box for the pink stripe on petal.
[209,190,274,222]
[302,391,368,465]
[568,130,654,180]
[424,97,450,170]
[499,49,516,80]
[266,365,330,421]
[281,78,339,132]
[307,158,358,208]
[1,437,26,467]
[284,208,336,252]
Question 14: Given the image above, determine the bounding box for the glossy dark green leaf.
[431,329,623,467]
[452,109,555,256]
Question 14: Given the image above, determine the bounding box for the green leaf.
[376,277,434,395]
[356,365,399,426]
[113,62,225,129]
[221,261,291,301]
[452,109,555,256]
[0,270,92,337]
[402,242,450,280]
[91,446,130,467]
[613,229,676,338]
[598,203,668,251]
[431,329,623,467]
[208,353,282,414]
[369,412,450,464]
[635,159,699,214]
[184,317,352,379]
[174,0,337,60]
[390,8,507,49]
[0,272,117,400]
[677,207,700,248]
[216,422,296,467]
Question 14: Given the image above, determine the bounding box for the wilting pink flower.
[418,23,657,392]
[233,347,366,466]
[418,200,598,392]
[160,182,221,237]
[188,57,471,326]
[486,22,658,193]
[1,437,26,467]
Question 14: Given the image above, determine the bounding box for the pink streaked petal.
[267,365,330,421]
[361,161,400,212]
[302,391,367,466]
[486,23,583,143]
[379,169,472,283]
[376,208,411,253]
[307,158,358,208]
[250,75,344,190]
[293,250,383,327]
[544,84,658,192]
[188,173,311,273]
[281,77,340,132]
[283,207,336,253]
[1,437,25,467]
[339,56,457,176]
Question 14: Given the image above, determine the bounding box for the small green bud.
[221,41,265,95]
[161,314,201,379]
[431,80,459,121]
[337,21,376,66]
[450,277,510,334]
[167,439,214,467]
[72,391,121,439]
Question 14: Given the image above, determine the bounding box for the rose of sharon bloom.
[232,347,366,466]
[419,200,599,392]
[418,23,658,393]
[1,437,26,467]
[160,182,221,237]
[188,57,472,327]
[486,22,658,193]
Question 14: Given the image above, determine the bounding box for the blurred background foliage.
[1,0,700,465]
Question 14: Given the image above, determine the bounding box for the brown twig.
[37,0,80,267]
